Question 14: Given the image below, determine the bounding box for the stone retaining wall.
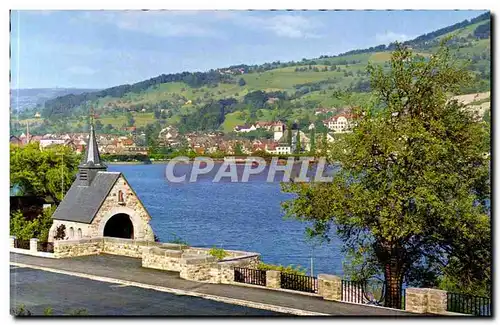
[142,247,184,272]
[102,237,161,258]
[405,287,448,314]
[9,236,474,315]
[53,238,103,258]
[141,244,261,284]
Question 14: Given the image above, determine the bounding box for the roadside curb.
[10,262,329,316]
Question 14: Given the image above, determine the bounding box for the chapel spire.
[78,108,106,185]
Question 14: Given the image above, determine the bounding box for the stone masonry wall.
[405,288,448,314]
[179,256,218,283]
[53,238,103,258]
[102,237,159,258]
[142,247,183,272]
[317,274,342,301]
[89,175,155,241]
[52,237,160,258]
[48,220,92,242]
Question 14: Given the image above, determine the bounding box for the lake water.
[108,163,345,276]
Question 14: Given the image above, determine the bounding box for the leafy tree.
[10,143,80,204]
[10,206,55,241]
[94,119,103,131]
[104,124,114,133]
[154,110,161,119]
[310,127,316,153]
[234,142,244,155]
[282,42,490,308]
[238,78,246,86]
[295,131,301,154]
[287,123,292,147]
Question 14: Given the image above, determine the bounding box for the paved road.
[10,266,284,316]
[10,253,413,316]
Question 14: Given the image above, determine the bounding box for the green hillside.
[14,12,490,136]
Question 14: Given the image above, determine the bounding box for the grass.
[222,111,245,132]
[243,67,344,90]
[99,112,155,128]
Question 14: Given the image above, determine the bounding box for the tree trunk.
[384,256,404,309]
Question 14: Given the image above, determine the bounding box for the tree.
[287,123,292,147]
[310,127,316,154]
[295,131,301,154]
[282,42,491,308]
[238,78,246,87]
[104,124,114,133]
[94,120,103,131]
[234,142,244,155]
[154,110,161,119]
[10,143,80,204]
[126,112,135,127]
[10,205,56,241]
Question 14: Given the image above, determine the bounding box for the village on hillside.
[10,108,356,158]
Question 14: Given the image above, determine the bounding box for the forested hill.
[31,12,490,135]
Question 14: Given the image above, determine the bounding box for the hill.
[10,88,99,114]
[16,12,490,135]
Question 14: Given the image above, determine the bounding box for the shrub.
[54,224,66,240]
[10,206,55,241]
[169,233,189,246]
[257,262,307,275]
[209,246,229,260]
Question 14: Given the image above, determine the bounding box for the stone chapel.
[48,119,155,242]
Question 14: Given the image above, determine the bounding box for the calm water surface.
[108,163,344,275]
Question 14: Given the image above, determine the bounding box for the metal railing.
[447,292,491,316]
[341,279,405,310]
[341,279,365,304]
[14,239,30,250]
[37,241,54,253]
[280,273,318,293]
[234,267,267,286]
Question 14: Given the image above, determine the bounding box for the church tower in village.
[49,110,155,242]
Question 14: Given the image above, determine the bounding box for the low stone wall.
[318,274,342,301]
[405,288,448,314]
[53,238,103,258]
[140,244,261,284]
[179,255,218,283]
[179,253,260,284]
[142,246,184,272]
[102,237,161,258]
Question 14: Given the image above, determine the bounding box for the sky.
[10,10,487,89]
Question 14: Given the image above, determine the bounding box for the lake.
[108,163,345,276]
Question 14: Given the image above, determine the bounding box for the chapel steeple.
[78,108,107,185]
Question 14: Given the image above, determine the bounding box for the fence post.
[405,288,429,313]
[266,270,281,289]
[318,274,342,301]
[427,289,448,314]
[30,238,39,252]
[405,287,448,314]
[10,236,16,248]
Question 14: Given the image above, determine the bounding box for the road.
[11,253,413,316]
[10,265,284,316]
